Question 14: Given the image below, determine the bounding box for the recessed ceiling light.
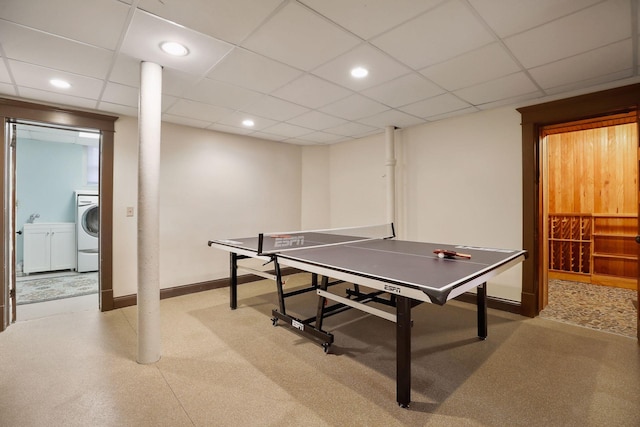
[242,119,255,127]
[350,67,369,78]
[50,79,71,89]
[160,41,189,56]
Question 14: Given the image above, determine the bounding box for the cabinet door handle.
[635,235,640,244]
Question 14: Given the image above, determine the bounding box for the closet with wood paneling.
[544,115,638,290]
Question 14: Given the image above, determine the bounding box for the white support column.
[137,61,162,364]
[385,126,397,226]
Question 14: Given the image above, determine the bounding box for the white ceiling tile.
[399,93,472,119]
[421,43,521,91]
[162,113,212,129]
[371,0,494,70]
[0,82,17,96]
[217,112,277,131]
[98,101,138,118]
[184,78,263,110]
[271,74,352,109]
[504,0,631,68]
[469,0,602,38]
[0,0,130,50]
[294,131,345,144]
[109,54,141,87]
[0,22,113,79]
[241,96,310,122]
[425,106,479,121]
[312,44,411,90]
[162,69,202,98]
[361,73,444,107]
[299,0,443,40]
[207,48,303,93]
[207,123,255,135]
[102,82,138,107]
[324,121,377,137]
[18,87,99,110]
[242,1,361,71]
[319,94,389,121]
[2,0,639,145]
[0,59,12,84]
[287,110,347,130]
[161,94,179,113]
[165,99,234,123]
[541,70,634,97]
[138,0,283,45]
[9,60,104,99]
[357,109,425,129]
[262,122,313,138]
[110,54,200,96]
[454,72,540,105]
[530,39,632,90]
[120,10,233,76]
[249,131,288,141]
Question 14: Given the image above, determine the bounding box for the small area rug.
[540,279,637,338]
[16,272,98,305]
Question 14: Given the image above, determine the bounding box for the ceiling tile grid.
[0,0,638,145]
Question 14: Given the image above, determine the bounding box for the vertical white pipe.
[385,126,397,226]
[137,61,162,364]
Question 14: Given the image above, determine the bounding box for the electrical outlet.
[126,207,134,217]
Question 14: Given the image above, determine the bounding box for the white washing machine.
[76,192,99,272]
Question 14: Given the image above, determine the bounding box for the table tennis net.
[257,223,395,255]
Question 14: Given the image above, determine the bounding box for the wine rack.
[548,214,591,274]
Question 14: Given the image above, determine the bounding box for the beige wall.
[112,117,302,297]
[309,107,524,300]
[401,107,523,300]
[114,105,524,301]
[300,146,330,230]
[328,132,388,227]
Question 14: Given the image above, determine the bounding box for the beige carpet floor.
[1,273,639,426]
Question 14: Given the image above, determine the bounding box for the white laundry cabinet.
[23,223,76,274]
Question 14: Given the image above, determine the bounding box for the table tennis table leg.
[396,295,411,408]
[230,252,238,310]
[315,276,330,331]
[477,282,487,339]
[274,260,286,314]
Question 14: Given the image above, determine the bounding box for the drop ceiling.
[0,0,637,145]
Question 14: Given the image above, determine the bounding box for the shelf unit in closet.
[591,214,637,289]
[548,213,638,289]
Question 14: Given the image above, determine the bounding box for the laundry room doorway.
[0,98,116,332]
[14,122,101,320]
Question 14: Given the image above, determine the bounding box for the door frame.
[0,98,117,332]
[517,83,640,341]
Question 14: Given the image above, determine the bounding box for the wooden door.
[637,114,640,340]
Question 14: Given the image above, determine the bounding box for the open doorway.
[539,115,637,337]
[13,123,100,320]
[1,98,117,333]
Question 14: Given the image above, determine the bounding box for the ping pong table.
[208,224,527,408]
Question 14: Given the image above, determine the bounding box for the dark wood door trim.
[517,83,640,321]
[0,98,118,332]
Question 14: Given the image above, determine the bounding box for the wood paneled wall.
[546,123,637,215]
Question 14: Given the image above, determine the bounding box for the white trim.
[237,266,277,282]
[317,289,397,322]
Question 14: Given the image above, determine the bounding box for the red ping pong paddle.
[434,249,471,259]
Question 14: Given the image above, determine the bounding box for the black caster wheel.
[271,317,278,326]
[322,343,331,354]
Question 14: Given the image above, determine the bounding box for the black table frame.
[227,251,489,408]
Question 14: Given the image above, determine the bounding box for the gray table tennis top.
[210,233,527,305]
